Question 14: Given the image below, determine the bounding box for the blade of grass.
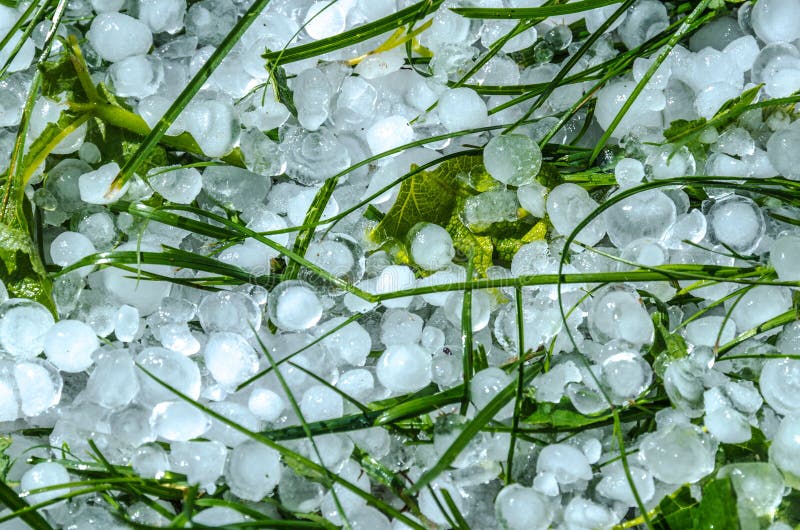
[452,0,624,18]
[0,480,53,530]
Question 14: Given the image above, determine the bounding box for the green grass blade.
[452,0,624,18]
[110,0,273,192]
[0,479,54,530]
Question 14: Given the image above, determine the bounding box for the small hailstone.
[107,54,163,98]
[443,290,492,332]
[409,223,454,271]
[766,121,800,180]
[225,440,281,501]
[614,158,644,188]
[375,265,416,309]
[546,183,606,246]
[376,343,432,393]
[537,444,592,485]
[14,359,62,417]
[759,359,800,416]
[203,332,259,388]
[87,13,153,63]
[0,298,55,359]
[337,369,374,402]
[719,462,785,517]
[148,166,202,204]
[115,304,140,342]
[516,182,547,218]
[483,134,542,186]
[315,317,371,366]
[49,231,95,275]
[639,424,716,484]
[771,234,800,281]
[267,280,322,331]
[588,288,653,346]
[684,316,736,348]
[303,1,348,40]
[751,0,800,44]
[43,320,98,372]
[78,163,128,205]
[170,440,227,487]
[437,87,488,133]
[102,242,173,315]
[470,367,514,419]
[150,401,211,441]
[136,347,201,405]
[248,387,284,422]
[300,385,343,422]
[198,291,261,336]
[132,443,170,479]
[708,196,765,254]
[136,0,186,34]
[381,309,424,346]
[20,462,70,506]
[597,462,655,506]
[366,115,414,155]
[494,484,552,530]
[769,415,800,488]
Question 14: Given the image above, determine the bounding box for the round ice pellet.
[203,332,259,388]
[751,0,800,44]
[437,88,488,133]
[409,223,454,271]
[708,196,764,254]
[43,319,99,372]
[483,134,542,186]
[20,462,70,506]
[87,13,153,63]
[248,387,284,422]
[50,231,95,274]
[225,440,281,501]
[771,234,800,281]
[300,385,343,422]
[366,115,414,155]
[0,298,55,359]
[150,401,211,441]
[267,280,322,331]
[376,343,432,393]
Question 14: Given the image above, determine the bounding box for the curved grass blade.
[452,0,624,18]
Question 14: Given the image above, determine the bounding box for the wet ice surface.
[3,0,800,527]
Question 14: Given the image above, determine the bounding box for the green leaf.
[525,403,613,430]
[719,427,768,464]
[654,484,695,530]
[446,215,494,276]
[269,64,298,118]
[0,222,54,312]
[85,117,168,178]
[40,51,84,102]
[0,435,11,481]
[691,477,739,530]
[370,158,465,243]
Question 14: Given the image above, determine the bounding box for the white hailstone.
[366,115,414,155]
[14,359,62,417]
[102,242,173,315]
[766,121,800,180]
[49,231,95,276]
[248,387,284,422]
[601,351,653,404]
[596,462,655,506]
[684,316,736,349]
[170,441,228,487]
[771,234,800,281]
[470,367,514,419]
[300,385,343,422]
[303,1,348,40]
[614,157,644,188]
[203,332,259,388]
[225,440,282,501]
[135,347,201,405]
[409,223,454,271]
[87,13,153,63]
[494,484,552,530]
[719,462,785,518]
[267,280,322,331]
[78,162,128,205]
[315,317,371,366]
[132,443,170,479]
[769,415,800,488]
[150,401,211,441]
[337,369,374,402]
[536,444,593,485]
[43,320,99,372]
[85,350,139,409]
[381,310,424,346]
[708,196,765,254]
[20,462,70,506]
[595,81,662,137]
[588,288,653,346]
[443,290,492,332]
[136,0,186,34]
[183,98,240,158]
[483,134,542,186]
[729,285,792,333]
[759,359,800,416]
[639,424,716,484]
[546,183,606,246]
[148,167,202,204]
[376,343,432,393]
[198,290,261,336]
[115,304,140,342]
[375,265,416,309]
[517,182,547,218]
[0,299,55,359]
[751,0,800,44]
[437,88,488,133]
[107,54,163,98]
